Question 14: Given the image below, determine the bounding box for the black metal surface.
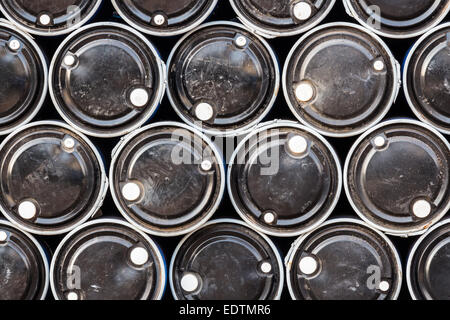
[287,219,402,300]
[0,23,46,134]
[112,0,217,36]
[345,0,450,37]
[51,219,165,300]
[110,123,224,235]
[50,22,164,137]
[171,220,283,300]
[0,220,48,300]
[228,122,341,236]
[345,121,450,235]
[284,23,398,136]
[0,0,101,35]
[404,23,450,134]
[407,219,450,300]
[0,0,446,300]
[0,122,104,234]
[167,21,278,135]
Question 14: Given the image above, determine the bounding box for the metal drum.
[0,220,49,300]
[407,219,450,300]
[110,121,225,237]
[167,21,279,137]
[49,22,165,138]
[286,218,402,300]
[404,23,450,135]
[343,0,450,38]
[111,0,218,36]
[345,119,450,236]
[169,219,284,300]
[229,0,336,38]
[0,121,108,235]
[0,21,47,135]
[228,120,341,237]
[50,218,166,300]
[283,22,400,137]
[0,0,103,36]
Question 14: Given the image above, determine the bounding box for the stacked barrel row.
[0,0,449,300]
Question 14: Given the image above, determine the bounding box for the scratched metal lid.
[50,218,166,300]
[170,219,284,300]
[0,22,47,135]
[110,122,225,237]
[283,22,400,137]
[0,0,102,36]
[111,0,218,36]
[228,121,341,237]
[407,219,450,300]
[0,121,108,235]
[344,119,450,236]
[0,220,49,300]
[286,218,402,300]
[343,0,450,39]
[230,0,336,38]
[49,22,165,138]
[167,21,279,137]
[404,23,450,135]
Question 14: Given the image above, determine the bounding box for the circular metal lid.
[0,22,47,135]
[404,23,450,135]
[228,121,341,237]
[0,220,49,300]
[344,0,450,39]
[110,122,225,237]
[49,22,165,138]
[344,119,450,236]
[0,0,102,36]
[407,219,450,300]
[0,121,108,235]
[167,21,279,137]
[111,0,218,36]
[50,219,166,300]
[283,23,399,137]
[286,218,402,300]
[230,0,336,38]
[170,219,284,300]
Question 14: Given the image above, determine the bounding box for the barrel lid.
[50,218,166,300]
[111,0,218,36]
[283,23,399,137]
[167,21,279,137]
[49,22,165,138]
[230,0,336,37]
[286,218,402,300]
[404,23,450,135]
[0,220,49,300]
[344,119,450,236]
[0,0,102,36]
[170,219,284,300]
[407,219,450,300]
[110,122,225,237]
[0,121,107,235]
[0,22,47,135]
[344,0,450,38]
[228,121,341,237]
